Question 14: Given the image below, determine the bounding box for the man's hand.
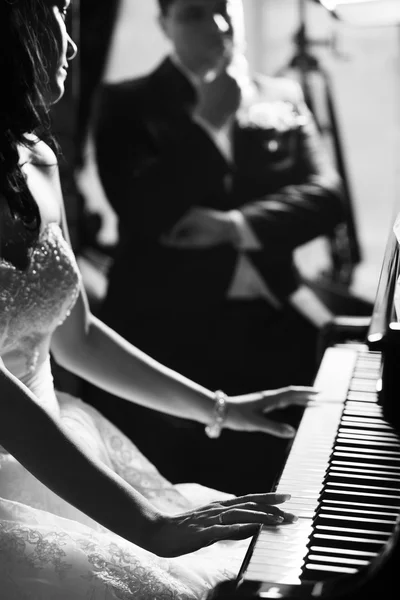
[160,206,239,249]
[194,68,242,130]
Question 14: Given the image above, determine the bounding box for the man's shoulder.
[252,73,304,105]
[99,72,153,106]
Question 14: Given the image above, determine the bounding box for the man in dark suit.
[89,0,345,495]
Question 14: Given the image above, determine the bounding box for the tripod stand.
[276,0,362,289]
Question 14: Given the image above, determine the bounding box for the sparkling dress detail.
[0,222,248,599]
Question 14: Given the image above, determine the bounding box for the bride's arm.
[0,362,295,556]
[52,274,311,437]
[36,145,214,427]
[50,160,312,437]
[52,289,217,426]
[0,360,160,547]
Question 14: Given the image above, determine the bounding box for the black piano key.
[319,503,399,520]
[307,554,370,567]
[331,459,400,470]
[329,489,400,507]
[325,481,400,495]
[338,428,396,437]
[322,487,400,505]
[310,532,386,551]
[334,446,400,456]
[314,525,391,540]
[314,515,395,535]
[339,417,395,431]
[337,430,399,441]
[320,499,400,513]
[338,438,400,448]
[326,472,400,488]
[339,422,398,433]
[308,545,379,558]
[317,511,396,525]
[333,450,400,463]
[330,465,400,477]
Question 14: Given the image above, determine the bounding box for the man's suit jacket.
[93,57,345,316]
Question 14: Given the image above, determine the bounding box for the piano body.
[208,218,400,599]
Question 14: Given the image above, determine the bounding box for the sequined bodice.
[0,222,81,382]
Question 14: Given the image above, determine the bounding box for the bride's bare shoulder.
[19,134,58,167]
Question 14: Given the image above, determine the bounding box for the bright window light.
[320,0,376,9]
[318,0,400,26]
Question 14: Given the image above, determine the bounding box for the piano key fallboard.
[209,344,400,598]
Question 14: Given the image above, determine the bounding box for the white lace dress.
[0,222,249,599]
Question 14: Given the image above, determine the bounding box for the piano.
[208,217,400,599]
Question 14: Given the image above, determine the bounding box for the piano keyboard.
[239,344,400,592]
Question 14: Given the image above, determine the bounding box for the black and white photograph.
[0,1,399,598]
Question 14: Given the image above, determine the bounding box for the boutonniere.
[238,101,307,132]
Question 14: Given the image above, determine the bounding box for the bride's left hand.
[225,386,318,437]
[147,492,297,557]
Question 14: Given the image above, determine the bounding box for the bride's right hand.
[225,386,319,438]
[147,492,297,558]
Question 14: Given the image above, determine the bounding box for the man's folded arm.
[238,94,346,255]
[93,87,222,241]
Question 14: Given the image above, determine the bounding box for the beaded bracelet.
[205,389,228,439]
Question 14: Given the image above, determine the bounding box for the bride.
[0,1,317,598]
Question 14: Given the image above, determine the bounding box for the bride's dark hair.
[0,0,59,268]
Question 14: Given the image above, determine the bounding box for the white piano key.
[245,565,302,585]
[254,521,314,544]
[307,554,370,567]
[304,564,358,575]
[313,347,358,402]
[309,545,379,558]
[322,499,400,511]
[249,547,309,562]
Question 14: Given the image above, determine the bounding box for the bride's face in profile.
[43,0,77,104]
